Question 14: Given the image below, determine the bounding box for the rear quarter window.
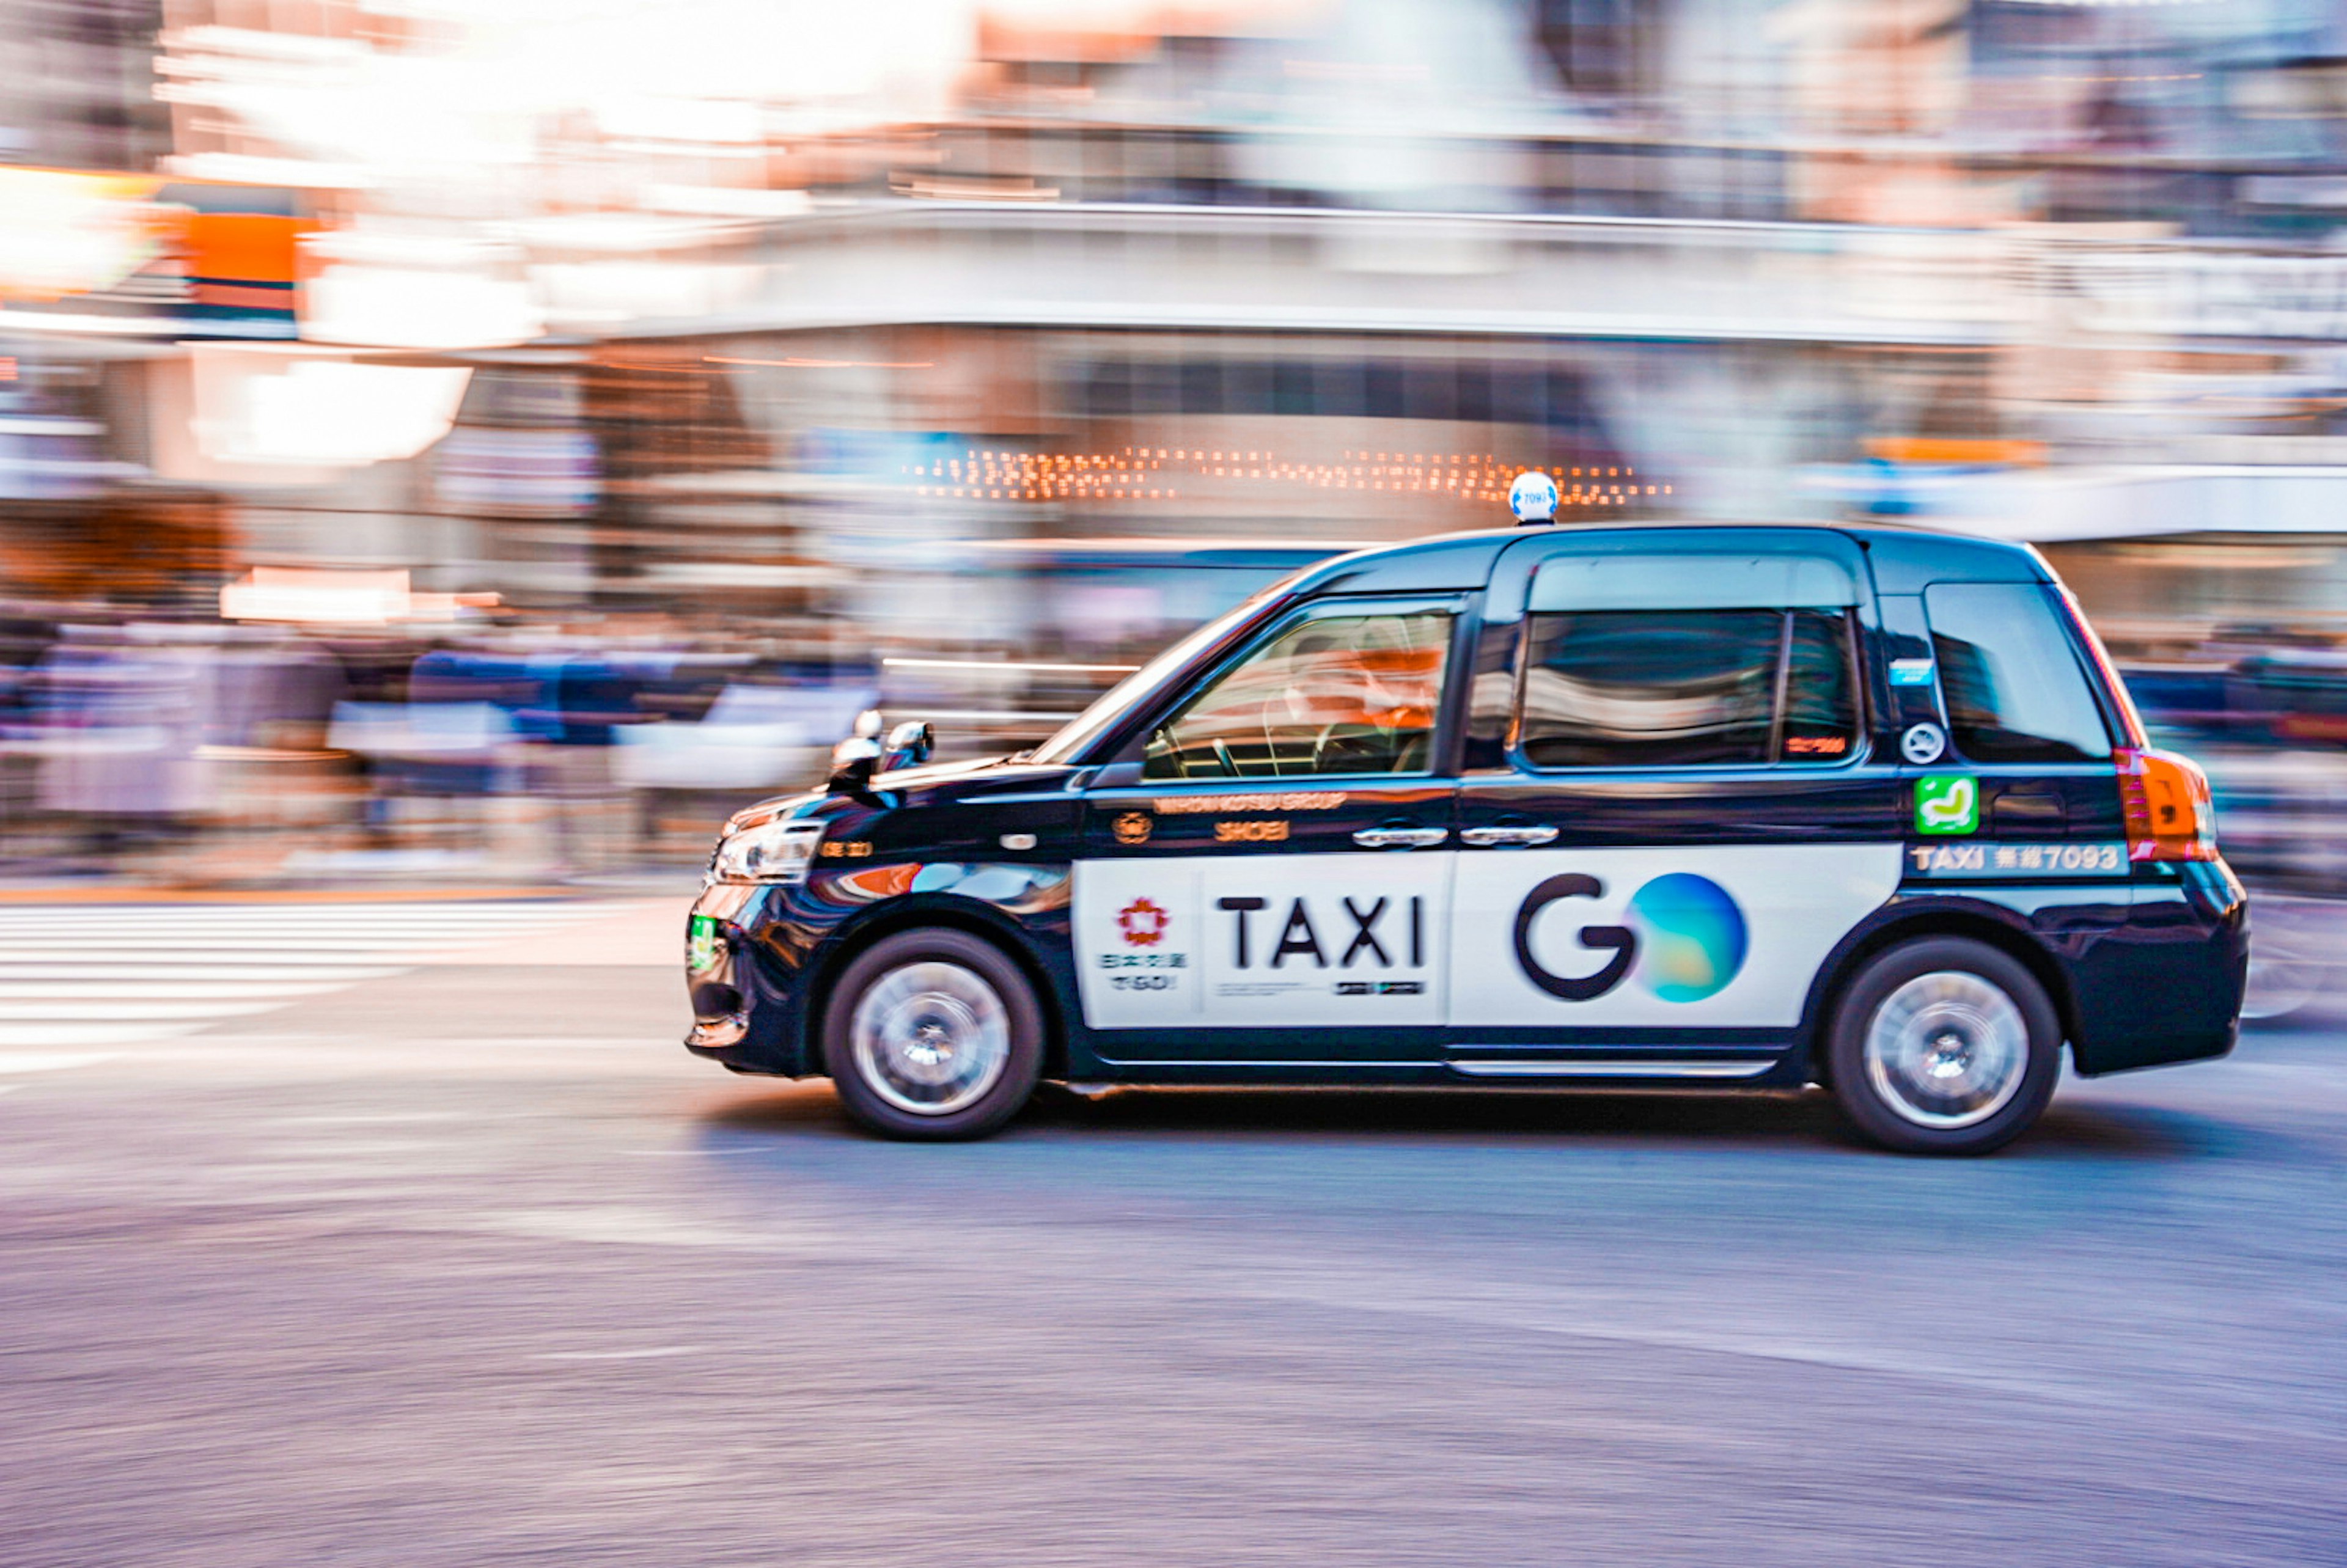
[1925,582,2113,763]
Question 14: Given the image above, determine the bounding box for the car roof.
[1287,520,2053,599]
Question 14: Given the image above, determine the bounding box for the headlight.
[710,820,825,884]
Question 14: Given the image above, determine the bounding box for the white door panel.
[1449,844,1902,1030]
[1075,854,1451,1030]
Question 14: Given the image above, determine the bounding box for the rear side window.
[1519,609,1860,769]
[1781,612,1860,759]
[1925,583,2112,763]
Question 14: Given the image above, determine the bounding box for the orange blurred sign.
[1864,437,2046,467]
[0,167,306,337]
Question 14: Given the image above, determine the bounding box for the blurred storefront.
[18,0,2347,882]
[17,0,2347,647]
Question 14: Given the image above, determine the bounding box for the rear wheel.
[1826,937,2060,1156]
[823,929,1043,1140]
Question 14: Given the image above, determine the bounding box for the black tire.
[821,929,1044,1140]
[1824,937,2060,1156]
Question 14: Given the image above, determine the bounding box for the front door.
[1074,596,1463,1063]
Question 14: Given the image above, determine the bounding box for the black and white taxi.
[686,492,2246,1155]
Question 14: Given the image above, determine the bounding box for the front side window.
[1142,611,1452,780]
[1926,583,2112,764]
[1518,609,1859,769]
[1031,571,1304,766]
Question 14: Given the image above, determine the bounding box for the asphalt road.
[4,899,2346,1567]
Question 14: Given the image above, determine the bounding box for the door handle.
[1352,826,1449,850]
[1461,825,1560,848]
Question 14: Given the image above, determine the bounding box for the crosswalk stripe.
[0,1022,207,1046]
[0,910,596,925]
[0,906,601,920]
[0,929,583,946]
[0,901,650,1052]
[0,945,482,959]
[0,965,405,983]
[0,999,309,1021]
[0,977,399,998]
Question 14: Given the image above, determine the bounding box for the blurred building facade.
[15,1,2347,658]
[0,0,170,170]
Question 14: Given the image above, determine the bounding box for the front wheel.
[1825,937,2060,1156]
[823,929,1044,1140]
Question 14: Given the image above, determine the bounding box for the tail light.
[2115,747,2217,862]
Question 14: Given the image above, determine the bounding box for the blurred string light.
[899,447,1667,504]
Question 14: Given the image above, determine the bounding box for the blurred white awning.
[1936,466,2347,544]
[591,205,2014,348]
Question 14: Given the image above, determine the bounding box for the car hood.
[729,755,1078,829]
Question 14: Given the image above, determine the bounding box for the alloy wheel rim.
[850,961,1011,1116]
[1862,970,2029,1130]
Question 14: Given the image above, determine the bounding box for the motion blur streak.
[0,0,2341,887]
[0,1,2345,1560]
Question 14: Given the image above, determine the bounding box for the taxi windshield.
[1029,572,1304,765]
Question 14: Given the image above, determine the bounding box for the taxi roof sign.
[1508,470,1559,524]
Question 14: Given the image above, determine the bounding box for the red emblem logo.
[1116,896,1169,947]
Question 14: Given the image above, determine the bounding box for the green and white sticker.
[687,914,719,972]
[1914,775,1978,836]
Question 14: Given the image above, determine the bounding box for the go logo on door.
[1513,872,1749,1004]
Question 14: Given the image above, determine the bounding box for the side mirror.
[828,736,883,796]
[883,719,934,772]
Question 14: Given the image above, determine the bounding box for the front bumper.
[683,881,764,1060]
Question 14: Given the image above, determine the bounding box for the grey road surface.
[2,901,2343,1567]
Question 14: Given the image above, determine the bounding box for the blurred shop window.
[465,371,582,426]
[1519,609,1860,769]
[587,358,768,480]
[1074,355,1617,447]
[0,360,126,500]
[1142,612,1450,780]
[435,370,598,518]
[435,427,599,517]
[2231,59,2347,122]
[1535,0,1656,100]
[1926,584,2114,764]
[0,409,112,500]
